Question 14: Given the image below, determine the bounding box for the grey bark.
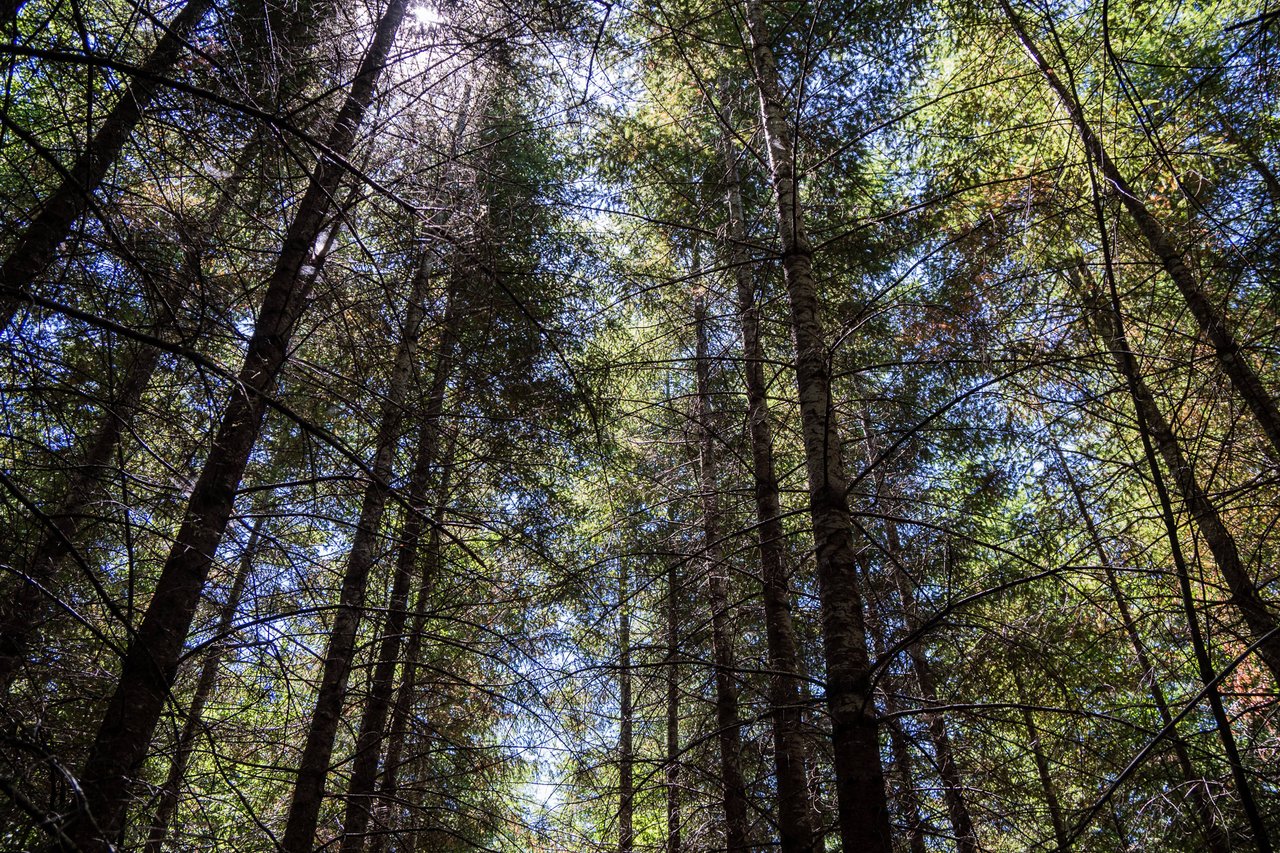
[693,290,751,852]
[743,2,892,849]
[720,131,819,853]
[57,1,410,847]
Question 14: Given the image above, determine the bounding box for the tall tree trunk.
[999,0,1280,460]
[1050,443,1230,853]
[0,137,261,696]
[720,131,819,853]
[1072,263,1280,683]
[284,244,437,853]
[1080,268,1274,852]
[879,522,979,853]
[0,0,215,331]
[884,701,927,853]
[58,2,410,847]
[742,3,892,849]
[1012,670,1069,850]
[337,283,459,853]
[366,469,454,853]
[693,289,751,852]
[143,511,267,853]
[666,537,682,853]
[618,558,634,853]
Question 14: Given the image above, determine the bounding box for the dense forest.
[0,0,1278,849]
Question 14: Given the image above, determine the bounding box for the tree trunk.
[0,0,215,330]
[366,471,454,853]
[1012,670,1069,850]
[1073,263,1280,683]
[884,707,927,853]
[880,522,979,853]
[693,289,751,852]
[618,558,634,853]
[144,511,267,853]
[1080,268,1274,852]
[720,131,819,853]
[284,244,437,853]
[742,3,892,849]
[0,136,261,696]
[58,2,410,847]
[666,536,682,853]
[1051,443,1230,853]
[1000,0,1280,460]
[337,281,458,853]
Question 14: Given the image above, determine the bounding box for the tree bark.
[742,3,892,849]
[1000,0,1280,460]
[336,281,458,853]
[618,558,634,853]
[0,0,216,331]
[693,289,751,852]
[57,2,410,847]
[284,245,438,853]
[720,132,819,853]
[365,473,453,853]
[1080,268,1274,852]
[1012,670,1069,850]
[1051,443,1230,853]
[879,522,979,853]
[1074,263,1280,684]
[143,512,267,853]
[0,136,261,696]
[666,534,682,853]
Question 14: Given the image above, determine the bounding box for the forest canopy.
[0,0,1278,850]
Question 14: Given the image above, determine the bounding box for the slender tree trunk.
[337,282,458,853]
[878,522,979,853]
[1081,270,1274,852]
[0,137,261,695]
[143,512,267,853]
[366,469,453,853]
[1012,670,1069,850]
[0,0,215,331]
[284,244,438,853]
[693,290,751,852]
[666,538,682,853]
[1051,444,1230,853]
[999,0,1280,460]
[58,3,409,847]
[720,131,819,853]
[1072,264,1280,683]
[742,3,892,849]
[884,707,927,853]
[619,559,634,853]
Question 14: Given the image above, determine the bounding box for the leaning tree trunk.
[999,0,1280,460]
[58,2,410,848]
[336,284,459,853]
[879,521,979,853]
[719,131,819,853]
[1073,264,1280,684]
[0,0,216,331]
[692,290,751,852]
[284,245,438,853]
[1051,443,1230,853]
[143,511,267,853]
[1012,670,1069,850]
[0,137,264,696]
[1081,268,1274,852]
[742,2,892,849]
